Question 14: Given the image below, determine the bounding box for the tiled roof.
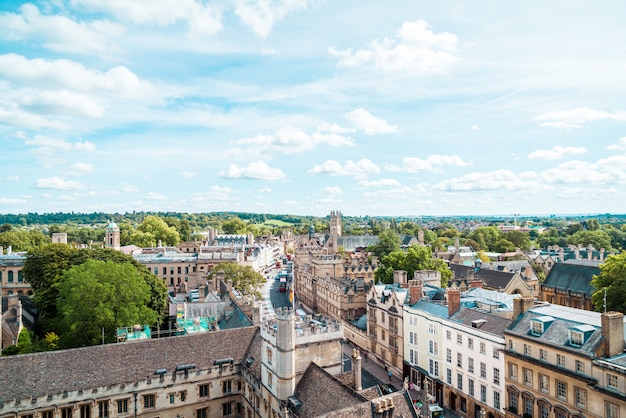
[0,327,258,402]
[450,307,512,335]
[542,259,600,295]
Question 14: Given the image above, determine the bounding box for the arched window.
[8,271,14,283]
[18,271,23,283]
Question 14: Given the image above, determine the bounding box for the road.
[259,268,292,319]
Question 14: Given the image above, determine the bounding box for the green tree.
[502,230,531,250]
[16,328,33,354]
[136,215,180,246]
[56,260,159,348]
[493,238,516,253]
[469,226,500,251]
[0,223,12,233]
[129,230,157,248]
[222,217,247,234]
[591,253,626,313]
[207,262,266,300]
[567,230,612,251]
[367,229,401,259]
[375,244,451,286]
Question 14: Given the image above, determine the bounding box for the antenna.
[603,288,607,313]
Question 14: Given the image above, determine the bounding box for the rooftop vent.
[472,319,487,329]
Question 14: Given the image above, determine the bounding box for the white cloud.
[329,20,458,73]
[345,109,397,135]
[68,162,95,175]
[0,106,68,130]
[0,197,28,205]
[3,176,20,181]
[308,159,380,179]
[180,170,197,178]
[23,135,96,155]
[121,184,139,193]
[0,4,124,57]
[528,146,588,161]
[220,161,286,180]
[34,177,86,191]
[0,54,157,99]
[607,137,626,151]
[321,186,343,196]
[316,122,355,134]
[358,178,402,188]
[234,0,309,39]
[257,186,272,193]
[534,107,626,129]
[433,170,535,192]
[144,192,166,200]
[387,155,468,172]
[18,89,105,117]
[471,125,479,131]
[234,126,354,154]
[540,156,626,184]
[190,185,236,202]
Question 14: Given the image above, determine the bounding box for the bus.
[279,277,287,292]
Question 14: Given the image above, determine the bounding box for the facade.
[0,250,28,297]
[539,259,600,311]
[504,299,626,418]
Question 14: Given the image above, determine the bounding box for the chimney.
[409,279,423,305]
[469,279,483,289]
[352,348,362,391]
[454,237,460,252]
[601,311,625,358]
[447,288,461,317]
[393,270,408,286]
[513,296,534,319]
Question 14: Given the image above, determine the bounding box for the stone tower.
[261,307,296,403]
[105,222,121,251]
[329,210,342,237]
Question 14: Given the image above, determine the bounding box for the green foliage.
[591,253,626,313]
[45,332,60,350]
[375,244,451,287]
[16,328,33,354]
[502,230,531,250]
[493,238,516,253]
[207,262,266,300]
[136,215,180,246]
[531,262,546,283]
[468,226,500,251]
[0,228,49,252]
[56,260,159,348]
[368,229,401,259]
[567,230,612,251]
[221,217,247,234]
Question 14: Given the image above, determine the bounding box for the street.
[259,268,292,319]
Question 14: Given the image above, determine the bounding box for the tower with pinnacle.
[104,221,121,251]
[329,210,342,237]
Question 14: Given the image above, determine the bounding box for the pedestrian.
[363,351,368,363]
[388,370,392,382]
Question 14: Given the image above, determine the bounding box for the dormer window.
[569,325,595,347]
[530,316,554,336]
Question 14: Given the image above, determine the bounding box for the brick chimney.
[447,288,461,317]
[408,279,423,305]
[601,311,625,358]
[513,296,534,319]
[469,279,483,289]
[393,270,408,287]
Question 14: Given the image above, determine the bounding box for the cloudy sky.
[1,1,625,217]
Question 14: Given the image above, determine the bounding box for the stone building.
[538,259,600,311]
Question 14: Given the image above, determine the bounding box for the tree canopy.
[133,215,180,247]
[367,229,401,259]
[55,260,159,348]
[221,217,248,234]
[207,262,266,300]
[591,252,626,313]
[375,244,451,286]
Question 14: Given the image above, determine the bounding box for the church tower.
[105,222,121,251]
[329,210,342,237]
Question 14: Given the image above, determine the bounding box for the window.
[143,394,155,409]
[381,312,385,323]
[540,405,549,418]
[409,348,417,365]
[607,373,618,389]
[199,384,209,397]
[447,368,452,384]
[457,333,462,345]
[508,339,514,350]
[575,387,586,408]
[469,379,475,396]
[493,391,500,410]
[197,408,208,418]
[446,330,452,340]
[457,373,463,390]
[479,341,486,354]
[575,359,585,373]
[266,347,273,365]
[428,340,438,355]
[170,393,175,404]
[539,348,547,361]
[557,353,565,367]
[606,402,619,418]
[381,330,385,341]
[556,380,567,401]
[429,359,439,376]
[98,401,109,418]
[468,358,474,373]
[480,362,486,379]
[493,368,500,385]
[570,329,584,346]
[223,380,232,393]
[42,411,53,418]
[480,384,487,403]
[410,331,417,345]
[428,323,437,334]
[62,408,73,418]
[457,352,462,367]
[446,348,452,363]
[539,374,549,393]
[523,344,531,356]
[117,399,128,414]
[460,397,467,413]
[267,370,273,388]
[492,346,499,359]
[508,363,517,381]
[468,338,474,350]
[80,404,91,418]
[523,368,533,387]
[523,397,533,416]
[8,271,13,283]
[223,402,233,416]
[180,390,187,401]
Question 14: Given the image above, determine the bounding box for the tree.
[469,226,500,251]
[368,229,401,259]
[567,230,612,251]
[0,223,12,233]
[493,238,516,253]
[207,262,266,300]
[591,253,626,313]
[222,217,247,234]
[55,260,159,348]
[375,244,451,287]
[502,230,531,250]
[136,215,180,246]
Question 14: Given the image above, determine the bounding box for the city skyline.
[1,1,626,217]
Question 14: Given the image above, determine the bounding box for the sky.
[1,1,626,218]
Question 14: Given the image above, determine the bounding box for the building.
[503,299,626,418]
[0,248,28,297]
[539,259,600,311]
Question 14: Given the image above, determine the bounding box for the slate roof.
[476,269,517,290]
[449,307,512,335]
[542,259,601,295]
[0,326,258,402]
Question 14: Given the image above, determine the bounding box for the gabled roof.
[542,259,600,295]
[0,327,259,402]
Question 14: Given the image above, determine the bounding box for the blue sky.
[1,1,626,217]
